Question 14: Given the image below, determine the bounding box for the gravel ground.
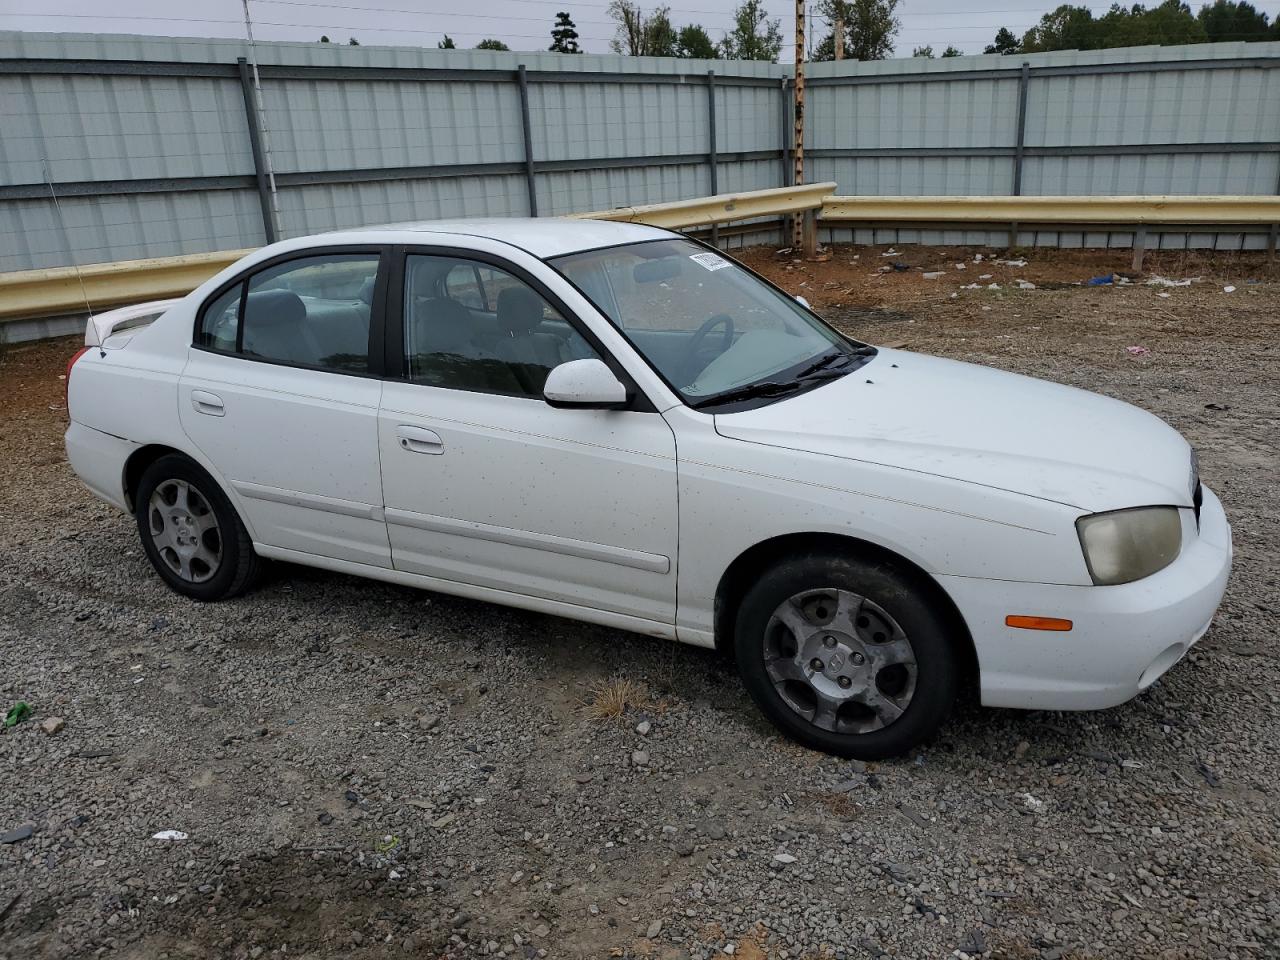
[2,244,1278,960]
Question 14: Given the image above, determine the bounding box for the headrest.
[497,286,545,334]
[244,289,306,328]
[410,257,442,296]
[356,275,375,305]
[418,298,473,352]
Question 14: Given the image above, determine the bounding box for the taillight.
[65,346,91,410]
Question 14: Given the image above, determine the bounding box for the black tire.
[734,552,958,759]
[134,454,262,601]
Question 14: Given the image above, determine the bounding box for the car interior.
[404,256,595,397]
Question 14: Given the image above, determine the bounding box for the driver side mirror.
[543,359,630,410]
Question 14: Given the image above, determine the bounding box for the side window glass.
[443,264,488,311]
[197,284,242,352]
[405,255,599,398]
[240,253,380,372]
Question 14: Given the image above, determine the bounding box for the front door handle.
[396,425,444,455]
[191,390,225,417]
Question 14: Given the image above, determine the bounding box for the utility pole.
[241,0,281,237]
[834,15,844,60]
[793,0,806,251]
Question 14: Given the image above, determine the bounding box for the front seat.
[493,287,567,375]
[241,290,321,366]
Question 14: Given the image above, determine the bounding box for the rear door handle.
[190,390,225,417]
[396,425,444,455]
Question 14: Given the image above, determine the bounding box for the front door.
[377,251,678,625]
[179,249,391,567]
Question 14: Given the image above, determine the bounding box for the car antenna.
[41,158,101,354]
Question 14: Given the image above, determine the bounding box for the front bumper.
[939,485,1232,711]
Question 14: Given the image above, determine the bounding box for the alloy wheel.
[148,479,222,583]
[763,588,917,734]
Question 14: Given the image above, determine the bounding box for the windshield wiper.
[793,349,850,378]
[690,379,805,409]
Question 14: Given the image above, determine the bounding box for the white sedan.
[65,219,1232,758]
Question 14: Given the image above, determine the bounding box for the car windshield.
[549,238,874,409]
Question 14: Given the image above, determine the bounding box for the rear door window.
[196,252,381,374]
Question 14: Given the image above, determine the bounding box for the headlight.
[1076,507,1182,585]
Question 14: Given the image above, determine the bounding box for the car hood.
[713,349,1193,512]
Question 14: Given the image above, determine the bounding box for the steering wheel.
[683,313,735,385]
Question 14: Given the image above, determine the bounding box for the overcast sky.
[3,0,1280,59]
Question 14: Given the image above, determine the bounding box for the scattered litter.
[891,262,910,271]
[999,258,1028,267]
[876,265,892,273]
[774,247,793,256]
[1126,345,1150,356]
[151,830,188,841]
[4,702,31,727]
[950,292,958,298]
[850,254,860,260]
[1204,402,1231,411]
[1,825,34,845]
[974,253,984,262]
[880,248,900,257]
[955,262,966,270]
[1157,292,1171,298]
[1087,274,1114,286]
[1223,285,1236,293]
[1195,758,1221,787]
[1146,276,1197,287]
[40,717,65,736]
[432,813,457,829]
[773,853,797,864]
[961,283,981,290]
[1015,279,1036,290]
[1120,758,1144,769]
[1016,792,1045,813]
[978,273,993,280]
[987,283,1001,290]
[922,271,945,279]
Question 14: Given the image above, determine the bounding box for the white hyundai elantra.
[65,219,1231,758]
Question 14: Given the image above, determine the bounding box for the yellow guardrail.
[571,182,836,229]
[0,249,252,323]
[4,189,1275,327]
[820,194,1280,224]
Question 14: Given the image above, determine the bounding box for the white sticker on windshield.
[689,252,731,272]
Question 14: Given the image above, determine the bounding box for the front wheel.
[734,553,959,759]
[134,454,262,601]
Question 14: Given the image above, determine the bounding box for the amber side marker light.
[1006,615,1073,631]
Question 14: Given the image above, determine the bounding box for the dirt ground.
[1,244,1278,960]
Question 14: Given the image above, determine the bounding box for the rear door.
[376,247,679,626]
[179,247,392,567]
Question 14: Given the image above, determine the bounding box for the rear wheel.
[734,553,958,759]
[134,454,261,601]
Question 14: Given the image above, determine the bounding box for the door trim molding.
[384,507,671,574]
[231,479,385,522]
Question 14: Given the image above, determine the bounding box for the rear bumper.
[941,485,1232,711]
[65,420,136,512]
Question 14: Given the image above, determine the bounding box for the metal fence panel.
[1,30,1277,273]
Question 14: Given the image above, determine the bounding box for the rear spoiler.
[85,299,181,347]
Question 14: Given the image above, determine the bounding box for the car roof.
[329,217,675,259]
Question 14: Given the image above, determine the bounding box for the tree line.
[984,1,1279,56]
[319,0,1278,62]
